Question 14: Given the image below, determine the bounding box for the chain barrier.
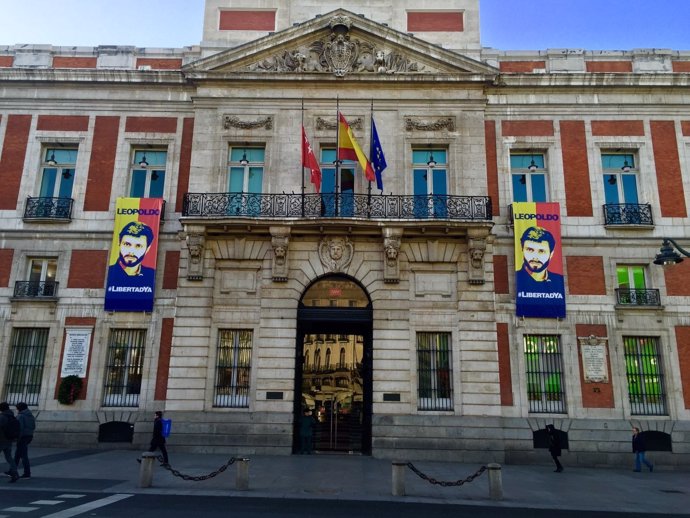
[154,455,239,482]
[406,463,487,487]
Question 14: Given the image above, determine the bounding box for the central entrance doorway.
[294,275,372,454]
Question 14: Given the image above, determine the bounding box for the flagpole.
[367,99,373,217]
[335,96,340,216]
[301,98,305,217]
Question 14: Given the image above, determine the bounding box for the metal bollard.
[487,463,503,500]
[235,458,250,491]
[392,461,406,496]
[138,452,158,488]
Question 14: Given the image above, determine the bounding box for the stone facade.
[0,0,689,468]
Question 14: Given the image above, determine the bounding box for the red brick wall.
[496,323,513,406]
[672,61,690,73]
[493,255,509,294]
[566,256,606,295]
[586,61,633,73]
[125,117,177,134]
[162,251,180,290]
[155,318,174,400]
[501,120,554,137]
[576,324,614,408]
[484,120,499,216]
[0,56,13,67]
[67,250,108,288]
[663,261,690,296]
[407,11,464,32]
[55,317,97,400]
[499,61,546,73]
[219,10,275,30]
[675,326,690,409]
[0,249,14,287]
[0,114,31,210]
[682,121,690,136]
[175,117,194,212]
[84,116,119,212]
[52,56,97,69]
[591,120,645,136]
[652,121,686,217]
[37,115,89,132]
[135,58,182,70]
[560,120,593,217]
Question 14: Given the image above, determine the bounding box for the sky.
[0,0,688,51]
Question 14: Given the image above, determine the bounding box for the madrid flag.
[302,126,322,192]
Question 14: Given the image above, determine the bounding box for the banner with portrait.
[513,202,566,318]
[104,197,163,312]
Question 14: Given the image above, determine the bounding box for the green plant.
[57,375,83,405]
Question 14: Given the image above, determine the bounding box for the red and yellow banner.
[104,198,162,312]
[338,112,376,182]
[513,202,566,319]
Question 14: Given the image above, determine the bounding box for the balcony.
[23,197,73,222]
[13,281,59,299]
[615,288,660,307]
[603,203,653,226]
[182,192,492,221]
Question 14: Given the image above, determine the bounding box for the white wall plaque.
[60,328,92,378]
[579,336,609,383]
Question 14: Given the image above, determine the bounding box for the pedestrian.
[299,408,316,454]
[13,402,35,480]
[0,402,19,483]
[632,426,653,472]
[148,411,169,465]
[546,424,564,472]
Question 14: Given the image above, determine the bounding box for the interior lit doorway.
[294,275,372,454]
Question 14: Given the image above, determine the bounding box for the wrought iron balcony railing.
[13,281,59,299]
[183,192,492,221]
[603,203,653,226]
[23,196,74,221]
[615,288,661,307]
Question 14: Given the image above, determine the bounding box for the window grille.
[417,332,453,411]
[4,328,49,406]
[524,334,566,413]
[102,329,146,407]
[214,329,252,408]
[624,336,667,415]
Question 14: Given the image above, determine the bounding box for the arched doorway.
[294,274,373,454]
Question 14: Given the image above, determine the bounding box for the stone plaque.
[61,328,92,378]
[579,338,609,383]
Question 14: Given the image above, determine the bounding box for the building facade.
[1,0,689,467]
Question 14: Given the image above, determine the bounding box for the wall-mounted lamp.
[621,159,631,173]
[139,154,149,168]
[240,148,249,166]
[426,147,436,168]
[654,238,690,266]
[47,152,57,166]
[608,175,617,185]
[528,152,538,172]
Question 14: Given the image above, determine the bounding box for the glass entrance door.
[302,333,364,452]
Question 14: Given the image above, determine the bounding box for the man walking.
[0,402,19,483]
[148,411,169,465]
[14,402,35,479]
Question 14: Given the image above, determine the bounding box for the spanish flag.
[338,112,376,182]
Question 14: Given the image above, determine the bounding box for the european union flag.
[370,118,387,191]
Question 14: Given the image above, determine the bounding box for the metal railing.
[183,192,492,221]
[13,281,58,298]
[624,336,667,416]
[603,203,653,226]
[23,196,74,221]
[616,288,661,307]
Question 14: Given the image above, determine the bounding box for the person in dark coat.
[148,411,169,465]
[632,427,653,472]
[13,402,35,479]
[299,408,316,454]
[546,424,563,472]
[0,402,19,483]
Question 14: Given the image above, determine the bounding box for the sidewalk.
[2,448,688,514]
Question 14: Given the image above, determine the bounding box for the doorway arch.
[294,274,373,454]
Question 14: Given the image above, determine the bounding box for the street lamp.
[653,238,690,266]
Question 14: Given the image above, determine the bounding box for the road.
[0,490,686,518]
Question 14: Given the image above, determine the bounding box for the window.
[511,152,547,202]
[102,329,146,407]
[416,332,453,410]
[40,147,77,200]
[602,153,638,205]
[412,148,448,218]
[130,149,166,198]
[228,146,264,216]
[624,336,667,415]
[616,265,659,306]
[320,148,355,217]
[4,328,49,406]
[23,258,57,297]
[524,335,566,413]
[214,329,252,408]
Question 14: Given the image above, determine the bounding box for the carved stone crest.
[405,117,456,132]
[223,115,273,130]
[316,116,363,131]
[319,236,353,272]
